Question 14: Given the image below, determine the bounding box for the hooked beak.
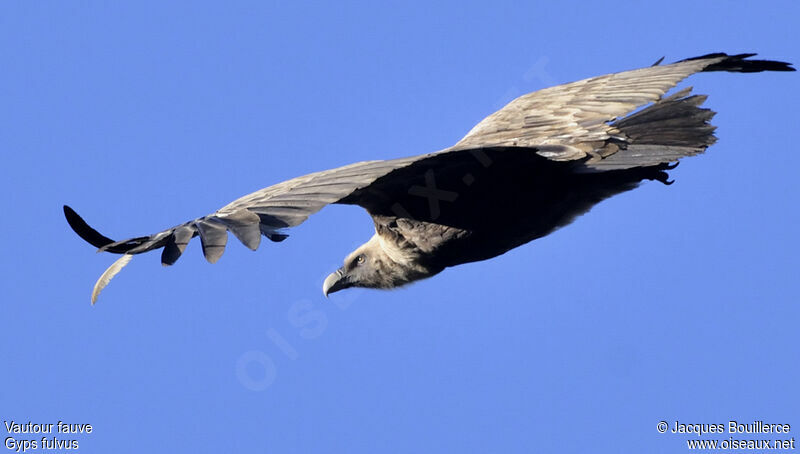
[323,267,351,297]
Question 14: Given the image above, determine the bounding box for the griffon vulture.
[64,53,794,303]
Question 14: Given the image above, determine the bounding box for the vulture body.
[64,53,794,302]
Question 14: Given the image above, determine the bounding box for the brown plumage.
[63,53,794,302]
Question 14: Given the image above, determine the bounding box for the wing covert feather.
[454,57,715,153]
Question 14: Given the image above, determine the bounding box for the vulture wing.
[64,158,421,302]
[65,53,793,302]
[454,53,793,168]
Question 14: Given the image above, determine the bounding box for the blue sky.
[2,1,798,452]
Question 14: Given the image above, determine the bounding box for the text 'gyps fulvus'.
[65,53,794,303]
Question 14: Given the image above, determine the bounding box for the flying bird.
[64,52,794,303]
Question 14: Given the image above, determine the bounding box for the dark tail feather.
[684,52,795,73]
[613,88,717,148]
[584,88,716,171]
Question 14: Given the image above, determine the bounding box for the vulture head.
[322,233,439,296]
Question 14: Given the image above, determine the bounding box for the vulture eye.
[356,255,365,265]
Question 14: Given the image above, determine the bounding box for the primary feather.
[91,254,133,305]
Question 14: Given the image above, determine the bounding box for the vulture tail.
[586,88,717,171]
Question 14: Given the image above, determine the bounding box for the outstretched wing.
[66,158,427,302]
[66,158,422,264]
[453,53,793,167]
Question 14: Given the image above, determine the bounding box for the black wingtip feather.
[267,233,289,242]
[683,52,795,73]
[63,205,117,249]
[161,238,182,266]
